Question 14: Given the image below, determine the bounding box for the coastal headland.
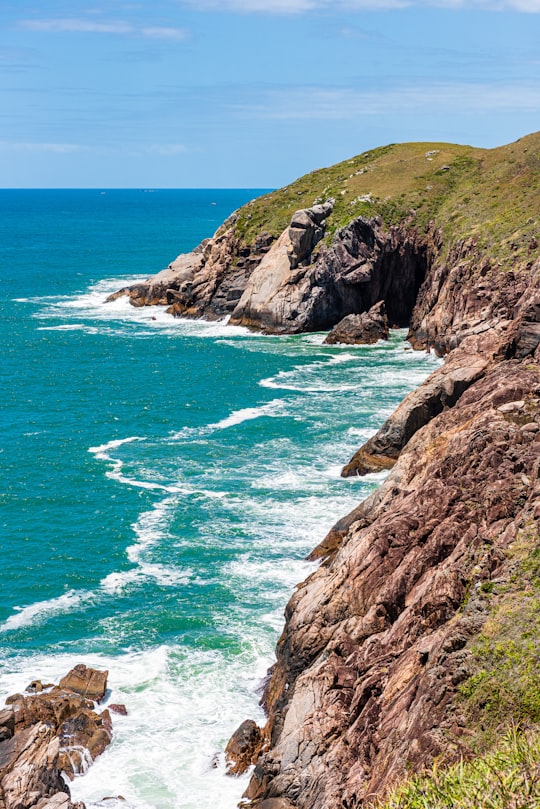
[109,133,540,807]
[7,133,537,808]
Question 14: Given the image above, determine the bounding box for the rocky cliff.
[108,133,540,807]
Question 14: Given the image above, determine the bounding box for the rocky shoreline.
[0,664,118,809]
[106,135,538,807]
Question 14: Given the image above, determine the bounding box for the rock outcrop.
[229,217,428,333]
[240,344,540,809]
[225,719,264,776]
[324,301,389,345]
[340,329,503,476]
[107,217,276,320]
[0,665,112,809]
[108,211,428,335]
[287,202,334,270]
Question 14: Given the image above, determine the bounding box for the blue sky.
[1,0,539,187]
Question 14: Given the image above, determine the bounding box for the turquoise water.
[0,190,441,808]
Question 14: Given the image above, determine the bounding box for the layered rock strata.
[0,665,112,809]
[235,332,540,808]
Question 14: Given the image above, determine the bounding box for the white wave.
[100,563,191,596]
[169,399,287,441]
[259,351,364,392]
[0,645,266,809]
[89,436,147,456]
[260,376,359,392]
[209,399,285,430]
[223,556,314,591]
[0,589,94,633]
[37,323,88,331]
[26,275,254,341]
[89,436,188,493]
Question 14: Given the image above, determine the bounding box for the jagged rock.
[0,666,112,808]
[225,719,263,775]
[0,724,68,809]
[229,217,429,333]
[287,201,333,269]
[324,301,389,345]
[341,330,502,477]
[59,663,108,702]
[106,245,205,307]
[108,704,128,716]
[240,360,540,808]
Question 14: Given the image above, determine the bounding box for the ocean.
[0,189,441,808]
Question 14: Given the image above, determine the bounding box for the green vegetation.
[459,524,540,748]
[374,522,540,809]
[377,726,540,809]
[233,132,540,272]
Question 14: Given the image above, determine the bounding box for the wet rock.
[0,724,68,809]
[324,301,389,345]
[108,703,128,716]
[341,330,500,477]
[1,666,113,808]
[225,719,263,775]
[59,664,108,702]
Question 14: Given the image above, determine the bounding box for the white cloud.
[234,82,540,120]
[0,141,83,153]
[180,0,540,10]
[21,19,133,34]
[182,0,317,12]
[20,18,187,39]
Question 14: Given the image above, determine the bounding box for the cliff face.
[109,134,540,350]
[106,134,540,807]
[240,335,540,808]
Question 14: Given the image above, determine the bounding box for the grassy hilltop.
[234,132,540,271]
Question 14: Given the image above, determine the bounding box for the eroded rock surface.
[240,357,540,808]
[225,719,263,775]
[230,217,428,333]
[107,210,429,336]
[0,666,112,809]
[341,329,504,477]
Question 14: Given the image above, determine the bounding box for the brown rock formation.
[107,216,275,320]
[107,213,429,335]
[340,330,502,477]
[229,218,428,333]
[59,664,108,702]
[324,301,389,346]
[0,666,112,809]
[102,141,540,807]
[241,351,540,808]
[225,719,263,775]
